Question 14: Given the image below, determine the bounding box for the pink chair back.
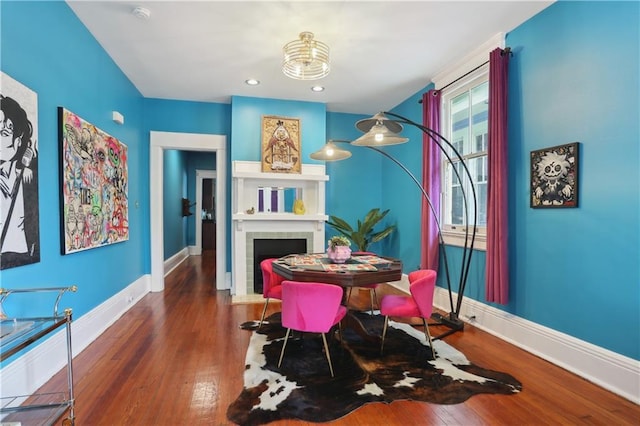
[281,281,345,333]
[408,269,433,284]
[260,258,285,298]
[409,270,437,319]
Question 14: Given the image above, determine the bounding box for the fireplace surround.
[232,161,328,296]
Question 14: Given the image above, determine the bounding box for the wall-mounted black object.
[182,198,195,217]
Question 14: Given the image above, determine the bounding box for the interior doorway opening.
[150,131,227,293]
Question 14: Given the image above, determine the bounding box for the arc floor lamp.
[310,111,477,339]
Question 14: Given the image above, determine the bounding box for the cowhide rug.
[227,312,521,425]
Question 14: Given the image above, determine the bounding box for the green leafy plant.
[328,235,351,249]
[327,208,396,252]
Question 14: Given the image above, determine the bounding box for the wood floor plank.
[20,251,639,425]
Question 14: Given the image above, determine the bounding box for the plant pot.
[327,246,351,264]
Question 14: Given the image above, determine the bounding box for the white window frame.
[431,34,504,251]
[439,68,488,250]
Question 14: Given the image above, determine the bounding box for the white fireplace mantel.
[231,161,328,295]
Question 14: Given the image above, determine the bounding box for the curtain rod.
[419,47,511,103]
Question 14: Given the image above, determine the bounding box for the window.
[440,67,488,249]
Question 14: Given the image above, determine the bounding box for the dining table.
[271,253,402,287]
[272,253,403,342]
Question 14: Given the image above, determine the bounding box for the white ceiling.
[67,0,553,114]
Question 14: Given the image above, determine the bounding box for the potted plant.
[326,235,352,263]
[327,208,396,253]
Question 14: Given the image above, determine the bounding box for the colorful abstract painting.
[59,107,128,254]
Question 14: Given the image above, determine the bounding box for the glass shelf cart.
[0,286,77,426]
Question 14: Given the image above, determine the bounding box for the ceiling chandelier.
[282,31,330,80]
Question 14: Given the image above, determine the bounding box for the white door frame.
[150,131,227,292]
[195,169,217,254]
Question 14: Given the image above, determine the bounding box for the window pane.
[453,138,464,155]
[475,133,488,152]
[451,186,464,225]
[451,92,469,156]
[471,82,488,155]
[476,182,487,226]
[451,161,462,186]
[468,156,487,183]
[441,71,489,233]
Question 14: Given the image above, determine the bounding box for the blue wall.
[162,150,188,258]
[230,96,327,161]
[0,2,146,325]
[143,98,229,259]
[504,0,639,357]
[325,112,388,253]
[1,0,638,364]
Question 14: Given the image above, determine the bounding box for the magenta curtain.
[421,90,441,271]
[486,48,510,304]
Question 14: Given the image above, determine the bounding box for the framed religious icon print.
[261,115,301,174]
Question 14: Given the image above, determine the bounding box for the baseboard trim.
[388,275,638,403]
[164,247,189,277]
[432,286,640,404]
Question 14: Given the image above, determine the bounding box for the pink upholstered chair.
[277,280,347,377]
[347,251,379,314]
[379,269,437,357]
[258,258,285,329]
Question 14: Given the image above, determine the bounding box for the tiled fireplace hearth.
[231,161,328,296]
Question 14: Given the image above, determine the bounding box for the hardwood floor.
[30,251,639,425]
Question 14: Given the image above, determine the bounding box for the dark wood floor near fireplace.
[29,251,639,425]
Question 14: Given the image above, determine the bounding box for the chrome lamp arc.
[311,112,477,339]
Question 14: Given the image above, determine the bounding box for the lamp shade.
[355,112,404,134]
[351,121,409,146]
[310,141,352,161]
[283,32,330,80]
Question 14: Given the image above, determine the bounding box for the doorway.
[195,170,217,254]
[150,131,226,293]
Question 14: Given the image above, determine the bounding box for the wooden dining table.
[271,253,402,287]
[272,253,403,342]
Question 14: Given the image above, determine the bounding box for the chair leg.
[422,318,436,359]
[258,298,269,329]
[278,328,291,368]
[369,288,379,315]
[334,320,343,342]
[380,315,389,355]
[321,332,335,377]
[346,287,353,306]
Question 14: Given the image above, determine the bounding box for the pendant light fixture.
[309,140,352,161]
[283,32,330,80]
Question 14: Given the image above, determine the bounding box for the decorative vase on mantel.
[327,236,352,264]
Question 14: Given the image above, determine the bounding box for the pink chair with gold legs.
[379,269,437,357]
[278,280,347,377]
[258,258,285,329]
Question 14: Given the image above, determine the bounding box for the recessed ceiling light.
[132,6,151,20]
[245,79,260,86]
[311,86,325,92]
